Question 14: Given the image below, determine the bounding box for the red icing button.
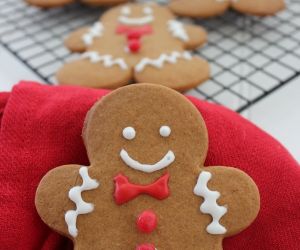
[136,243,155,250]
[127,30,142,40]
[128,39,141,53]
[136,210,157,234]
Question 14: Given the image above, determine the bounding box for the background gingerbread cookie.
[35,84,260,250]
[26,0,128,8]
[57,3,210,91]
[168,0,285,18]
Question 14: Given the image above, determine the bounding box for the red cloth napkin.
[0,82,299,250]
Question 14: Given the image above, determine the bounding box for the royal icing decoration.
[136,243,156,250]
[122,127,136,140]
[194,171,227,235]
[168,20,189,42]
[143,6,153,15]
[65,166,99,237]
[116,25,153,54]
[135,51,192,73]
[136,210,158,234]
[82,22,103,46]
[116,25,153,37]
[121,6,131,16]
[159,126,171,137]
[118,7,154,26]
[82,51,128,70]
[120,149,175,173]
[114,173,170,205]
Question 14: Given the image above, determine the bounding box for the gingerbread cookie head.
[101,3,174,24]
[36,84,260,250]
[83,83,208,181]
[57,3,210,91]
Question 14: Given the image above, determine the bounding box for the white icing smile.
[120,149,175,173]
[119,15,153,26]
[118,6,154,26]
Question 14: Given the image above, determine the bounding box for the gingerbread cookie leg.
[134,52,210,92]
[168,0,230,18]
[231,0,285,16]
[194,167,260,237]
[26,0,74,8]
[56,52,132,89]
[35,165,99,237]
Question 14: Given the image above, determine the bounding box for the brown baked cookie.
[56,3,209,92]
[26,0,127,8]
[231,0,285,16]
[169,0,285,18]
[35,84,260,250]
[26,0,74,8]
[81,0,128,6]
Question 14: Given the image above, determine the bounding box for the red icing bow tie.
[114,173,170,205]
[116,25,153,37]
[116,25,153,53]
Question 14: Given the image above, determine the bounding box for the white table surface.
[242,76,300,162]
[0,44,299,162]
[0,45,43,91]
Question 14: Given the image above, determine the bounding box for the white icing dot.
[144,6,153,15]
[160,126,171,137]
[123,127,136,140]
[121,6,130,16]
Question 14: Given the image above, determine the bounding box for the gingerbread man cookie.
[26,0,127,8]
[169,0,285,18]
[35,84,260,250]
[56,3,210,91]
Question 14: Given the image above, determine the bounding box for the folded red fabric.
[0,82,299,250]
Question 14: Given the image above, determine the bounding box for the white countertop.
[242,76,300,162]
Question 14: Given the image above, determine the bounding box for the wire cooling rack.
[0,0,299,112]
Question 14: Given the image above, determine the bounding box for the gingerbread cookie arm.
[64,22,104,52]
[183,24,207,50]
[35,165,98,237]
[167,20,207,50]
[64,27,91,52]
[194,167,260,237]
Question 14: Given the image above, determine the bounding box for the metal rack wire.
[0,0,299,112]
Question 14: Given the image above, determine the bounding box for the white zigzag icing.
[135,51,192,73]
[168,20,189,42]
[65,166,99,237]
[82,22,103,46]
[194,171,227,235]
[82,51,128,70]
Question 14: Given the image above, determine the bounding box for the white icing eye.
[123,127,136,140]
[143,7,152,15]
[121,6,131,16]
[160,126,171,137]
